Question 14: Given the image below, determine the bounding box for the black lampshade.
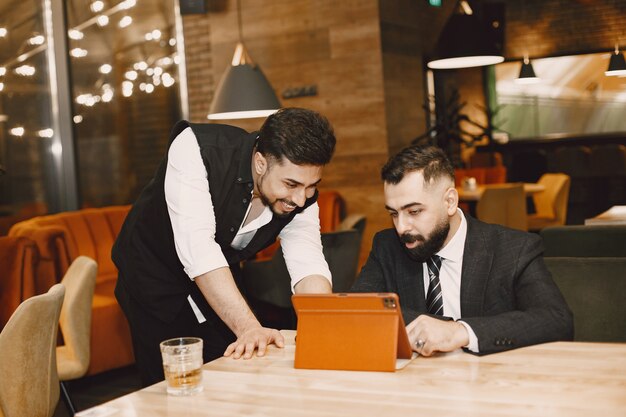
[605,50,626,77]
[208,43,281,120]
[427,13,504,69]
[515,59,540,84]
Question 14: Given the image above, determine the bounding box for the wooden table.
[77,330,626,417]
[585,205,626,226]
[457,182,545,202]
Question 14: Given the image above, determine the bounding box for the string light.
[70,48,88,58]
[90,1,105,13]
[68,29,84,40]
[0,67,6,76]
[0,27,7,37]
[119,16,132,28]
[73,115,83,124]
[9,127,25,137]
[28,35,45,45]
[15,65,36,76]
[99,64,112,74]
[122,81,133,97]
[37,128,54,138]
[96,15,109,27]
[162,73,175,87]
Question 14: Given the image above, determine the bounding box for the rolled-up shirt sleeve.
[279,201,332,292]
[164,127,228,280]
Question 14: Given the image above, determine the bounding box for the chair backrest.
[540,225,626,257]
[242,229,364,309]
[533,173,571,224]
[469,151,503,168]
[545,257,626,342]
[321,229,362,293]
[0,236,39,329]
[476,183,528,231]
[454,168,486,187]
[0,284,65,417]
[57,256,98,381]
[316,191,346,233]
[483,165,507,184]
[337,214,367,237]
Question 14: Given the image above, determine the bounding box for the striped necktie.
[426,255,444,316]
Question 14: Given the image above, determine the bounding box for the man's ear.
[444,187,459,215]
[254,152,268,175]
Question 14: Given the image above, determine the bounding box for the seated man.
[351,145,573,356]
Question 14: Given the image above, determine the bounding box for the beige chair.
[0,284,65,417]
[57,256,98,415]
[528,173,571,231]
[476,183,528,231]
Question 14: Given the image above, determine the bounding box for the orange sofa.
[0,236,39,329]
[6,192,345,374]
[9,206,134,376]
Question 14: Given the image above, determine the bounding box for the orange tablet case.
[292,293,415,372]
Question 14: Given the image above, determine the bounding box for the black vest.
[112,121,317,323]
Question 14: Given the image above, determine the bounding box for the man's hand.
[406,315,469,356]
[224,325,285,359]
[194,267,286,360]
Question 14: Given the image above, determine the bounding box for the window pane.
[0,0,57,233]
[493,53,626,139]
[66,0,183,207]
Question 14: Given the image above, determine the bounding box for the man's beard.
[399,218,450,263]
[257,173,296,219]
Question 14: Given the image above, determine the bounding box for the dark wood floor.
[53,365,142,417]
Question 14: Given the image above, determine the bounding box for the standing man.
[351,145,573,356]
[113,108,336,385]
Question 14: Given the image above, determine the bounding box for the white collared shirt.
[421,208,479,352]
[164,127,332,322]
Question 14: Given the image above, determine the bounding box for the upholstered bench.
[9,206,134,375]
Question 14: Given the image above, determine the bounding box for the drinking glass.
[160,337,204,395]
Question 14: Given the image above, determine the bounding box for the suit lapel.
[460,216,493,317]
[391,236,427,322]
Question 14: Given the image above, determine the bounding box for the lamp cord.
[237,0,243,42]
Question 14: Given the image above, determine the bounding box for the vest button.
[243,198,248,204]
[247,183,252,188]
[230,227,235,232]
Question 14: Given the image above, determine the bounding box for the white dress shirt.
[164,127,331,322]
[421,208,479,352]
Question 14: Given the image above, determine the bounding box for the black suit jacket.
[351,215,573,354]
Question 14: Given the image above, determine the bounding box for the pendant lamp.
[515,56,540,84]
[207,0,280,120]
[605,45,626,77]
[427,1,504,69]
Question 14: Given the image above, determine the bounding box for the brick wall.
[502,0,626,59]
[181,14,213,122]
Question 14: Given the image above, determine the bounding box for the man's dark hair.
[381,145,455,185]
[257,107,336,166]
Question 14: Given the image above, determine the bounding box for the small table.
[77,330,626,417]
[585,205,626,226]
[457,182,545,202]
[457,183,545,217]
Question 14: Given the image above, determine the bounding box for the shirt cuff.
[291,273,332,293]
[458,320,479,353]
[183,245,229,280]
